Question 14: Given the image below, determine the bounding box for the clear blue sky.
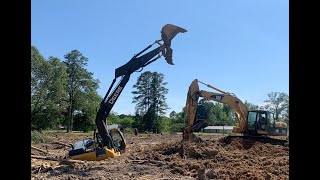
[31,1,288,116]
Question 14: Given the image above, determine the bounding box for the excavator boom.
[182,79,248,141]
[197,90,248,133]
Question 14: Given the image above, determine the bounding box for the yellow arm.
[184,79,200,130]
[183,79,249,138]
[197,90,248,133]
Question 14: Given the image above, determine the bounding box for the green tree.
[211,103,229,126]
[132,113,143,130]
[168,109,185,132]
[46,57,68,127]
[106,112,121,125]
[106,112,135,129]
[222,105,236,126]
[150,72,169,116]
[142,104,157,132]
[132,71,153,114]
[264,92,289,121]
[169,111,177,119]
[72,89,101,132]
[64,50,100,132]
[132,71,169,115]
[31,46,51,130]
[196,100,231,127]
[280,95,289,125]
[132,71,169,133]
[160,116,172,132]
[244,100,259,110]
[31,46,67,130]
[118,117,134,129]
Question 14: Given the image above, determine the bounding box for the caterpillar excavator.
[182,79,288,145]
[67,24,187,161]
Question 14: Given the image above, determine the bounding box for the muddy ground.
[31,133,289,180]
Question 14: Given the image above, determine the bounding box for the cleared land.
[31,132,289,180]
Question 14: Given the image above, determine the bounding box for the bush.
[169,123,184,132]
[119,117,134,129]
[123,128,134,134]
[31,131,52,143]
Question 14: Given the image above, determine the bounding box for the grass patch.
[176,132,207,135]
[42,130,94,136]
[70,131,94,136]
[31,131,52,143]
[176,132,230,135]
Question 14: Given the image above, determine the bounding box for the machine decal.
[108,86,123,104]
[210,95,224,100]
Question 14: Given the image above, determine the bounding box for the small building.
[58,125,66,130]
[203,126,235,134]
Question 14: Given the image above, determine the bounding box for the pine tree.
[132,71,169,132]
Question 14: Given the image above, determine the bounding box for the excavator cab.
[246,110,287,136]
[247,110,268,134]
[108,124,126,153]
[68,124,125,161]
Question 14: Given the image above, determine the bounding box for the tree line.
[31,46,100,132]
[31,46,289,133]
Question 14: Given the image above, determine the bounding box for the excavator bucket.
[161,24,187,65]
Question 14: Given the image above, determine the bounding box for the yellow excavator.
[182,79,288,144]
[67,24,187,161]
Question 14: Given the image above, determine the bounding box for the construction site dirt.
[31,133,289,180]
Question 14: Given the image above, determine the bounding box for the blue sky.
[31,1,288,116]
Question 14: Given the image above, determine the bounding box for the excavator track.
[223,135,288,146]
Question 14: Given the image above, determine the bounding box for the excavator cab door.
[266,112,276,131]
[108,125,126,153]
[247,111,257,131]
[256,112,268,135]
[247,111,268,135]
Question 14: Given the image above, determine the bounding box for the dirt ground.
[31,133,289,180]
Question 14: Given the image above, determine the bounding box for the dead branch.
[31,155,86,164]
[51,141,72,147]
[31,146,53,155]
[129,159,165,165]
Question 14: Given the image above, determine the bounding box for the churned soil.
[31,133,289,180]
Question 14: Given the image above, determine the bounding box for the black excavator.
[67,24,187,161]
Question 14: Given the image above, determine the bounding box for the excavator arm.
[197,90,248,133]
[182,79,200,140]
[183,79,249,141]
[96,24,187,151]
[96,44,163,150]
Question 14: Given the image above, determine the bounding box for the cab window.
[110,130,125,150]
